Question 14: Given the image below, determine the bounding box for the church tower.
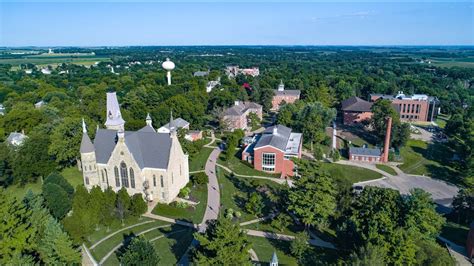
[105,92,125,131]
[166,111,189,201]
[80,119,99,189]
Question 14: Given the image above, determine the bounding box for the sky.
[0,1,473,46]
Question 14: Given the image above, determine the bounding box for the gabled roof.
[255,125,293,152]
[224,101,262,116]
[349,147,382,157]
[193,71,209,77]
[160,118,190,131]
[93,129,172,169]
[274,90,301,97]
[341,96,373,112]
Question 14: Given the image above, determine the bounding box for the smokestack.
[382,117,392,163]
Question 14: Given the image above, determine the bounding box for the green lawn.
[440,222,469,246]
[376,164,398,176]
[435,114,449,129]
[243,219,305,237]
[217,168,283,222]
[90,220,170,262]
[217,153,280,178]
[399,140,460,185]
[86,216,153,246]
[152,184,207,224]
[5,166,83,199]
[100,225,193,266]
[249,236,338,265]
[189,147,213,172]
[320,162,382,187]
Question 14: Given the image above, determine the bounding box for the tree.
[270,213,292,232]
[63,185,95,242]
[192,172,208,185]
[245,192,264,216]
[403,188,445,239]
[414,238,455,266]
[116,187,131,223]
[101,187,117,227]
[370,99,409,148]
[0,190,37,263]
[42,183,72,219]
[349,243,387,266]
[246,112,261,130]
[193,218,251,265]
[451,180,474,224]
[130,193,148,217]
[119,236,160,266]
[48,116,84,166]
[288,160,337,229]
[290,231,309,259]
[44,172,74,197]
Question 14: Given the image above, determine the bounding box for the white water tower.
[162,58,175,85]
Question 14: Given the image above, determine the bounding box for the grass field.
[217,152,280,178]
[249,236,338,265]
[217,168,283,222]
[152,184,207,224]
[0,56,110,68]
[399,140,460,185]
[243,218,305,237]
[435,114,450,129]
[376,164,398,176]
[5,166,84,199]
[189,147,213,172]
[320,162,382,186]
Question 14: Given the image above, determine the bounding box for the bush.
[175,201,188,209]
[44,172,74,197]
[130,194,147,217]
[330,149,341,162]
[192,172,209,185]
[179,187,191,198]
[43,182,72,219]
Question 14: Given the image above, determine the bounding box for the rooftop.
[224,101,262,116]
[341,96,373,112]
[160,117,190,131]
[254,125,301,154]
[349,147,382,157]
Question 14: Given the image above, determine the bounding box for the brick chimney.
[382,117,392,163]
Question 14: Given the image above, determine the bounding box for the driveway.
[340,160,459,212]
[199,147,221,232]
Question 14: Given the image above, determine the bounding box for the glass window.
[120,162,129,188]
[160,175,164,188]
[153,175,157,187]
[114,166,120,187]
[262,153,275,172]
[85,176,89,185]
[130,168,135,188]
[101,170,105,182]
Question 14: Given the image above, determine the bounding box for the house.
[242,125,302,178]
[370,91,438,122]
[341,96,373,125]
[206,77,221,93]
[158,118,190,133]
[185,130,203,142]
[80,92,189,204]
[35,100,46,109]
[6,132,28,147]
[41,68,51,75]
[193,70,209,77]
[223,101,263,131]
[271,81,301,111]
[349,147,382,163]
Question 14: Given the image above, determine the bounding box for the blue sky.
[1,1,473,46]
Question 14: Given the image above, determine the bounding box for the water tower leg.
[167,71,171,85]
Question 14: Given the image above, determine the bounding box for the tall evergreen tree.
[119,236,160,266]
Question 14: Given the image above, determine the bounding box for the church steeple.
[80,119,94,153]
[169,110,177,137]
[278,80,285,91]
[146,113,153,127]
[105,92,125,131]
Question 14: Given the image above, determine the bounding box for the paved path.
[438,236,472,266]
[89,220,154,249]
[143,213,196,228]
[99,224,172,264]
[246,229,336,250]
[199,147,221,232]
[216,163,293,187]
[240,213,278,226]
[249,248,259,261]
[340,160,459,210]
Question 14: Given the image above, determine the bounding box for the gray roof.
[224,102,262,116]
[255,125,292,151]
[274,90,300,96]
[161,118,189,131]
[349,147,381,157]
[271,251,278,264]
[193,71,209,77]
[80,133,95,153]
[341,96,373,112]
[6,132,28,145]
[93,129,172,169]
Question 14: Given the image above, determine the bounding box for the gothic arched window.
[120,162,129,188]
[153,175,157,187]
[85,176,89,185]
[160,175,164,188]
[129,168,135,188]
[114,166,120,187]
[101,170,105,182]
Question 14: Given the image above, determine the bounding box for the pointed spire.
[278,80,284,91]
[105,92,125,131]
[82,118,87,133]
[146,113,152,127]
[169,110,177,136]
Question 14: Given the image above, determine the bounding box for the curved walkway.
[89,220,154,249]
[199,147,221,232]
[246,229,336,250]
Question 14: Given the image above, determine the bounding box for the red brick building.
[223,101,263,131]
[271,81,301,111]
[349,147,382,163]
[242,125,302,178]
[341,96,373,125]
[370,92,438,122]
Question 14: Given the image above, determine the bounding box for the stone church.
[80,92,189,204]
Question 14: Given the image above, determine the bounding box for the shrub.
[175,201,189,209]
[192,172,209,185]
[179,187,191,198]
